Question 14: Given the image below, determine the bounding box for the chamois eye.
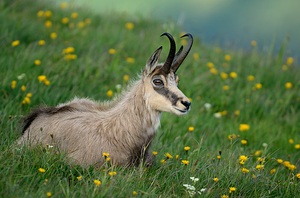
[153,79,164,87]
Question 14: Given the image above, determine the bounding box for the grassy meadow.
[1,0,300,197]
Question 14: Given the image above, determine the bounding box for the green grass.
[1,0,300,197]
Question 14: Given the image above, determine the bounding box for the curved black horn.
[172,33,193,73]
[161,32,176,73]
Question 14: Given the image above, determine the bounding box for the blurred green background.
[56,0,300,60]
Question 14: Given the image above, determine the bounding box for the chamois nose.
[181,100,191,109]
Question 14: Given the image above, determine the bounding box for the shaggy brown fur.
[18,33,193,167]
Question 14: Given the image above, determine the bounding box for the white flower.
[17,73,26,80]
[115,84,122,90]
[262,143,268,148]
[214,112,222,118]
[204,103,212,110]
[183,184,196,191]
[190,177,199,182]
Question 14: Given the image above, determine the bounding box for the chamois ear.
[144,46,162,75]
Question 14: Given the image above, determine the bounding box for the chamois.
[18,32,193,167]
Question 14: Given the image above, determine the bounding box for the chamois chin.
[18,32,193,167]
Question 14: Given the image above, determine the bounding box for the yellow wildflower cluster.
[38,75,50,86]
[93,179,101,187]
[102,152,110,161]
[239,155,248,165]
[63,47,77,60]
[22,93,32,105]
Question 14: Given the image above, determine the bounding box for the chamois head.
[143,32,193,115]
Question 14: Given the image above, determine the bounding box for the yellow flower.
[229,72,238,79]
[50,32,57,39]
[289,138,294,144]
[229,187,237,193]
[288,164,297,171]
[270,169,276,174]
[26,93,32,98]
[210,68,218,75]
[63,47,75,54]
[22,97,31,105]
[285,82,293,89]
[44,10,52,18]
[213,177,219,182]
[277,159,283,164]
[254,83,262,89]
[254,150,262,156]
[102,152,110,158]
[239,124,250,132]
[71,12,78,19]
[38,75,47,82]
[160,159,166,164]
[94,179,101,187]
[256,164,264,170]
[21,85,26,92]
[224,54,231,62]
[234,110,240,116]
[11,80,17,89]
[46,192,52,197]
[109,171,117,176]
[184,146,190,151]
[221,195,229,198]
[220,72,228,80]
[126,57,135,64]
[11,40,20,47]
[239,155,248,164]
[206,62,214,68]
[295,144,300,149]
[38,168,46,173]
[241,139,247,145]
[247,75,255,81]
[132,191,138,196]
[85,18,92,25]
[251,40,257,47]
[223,85,230,91]
[123,74,130,82]
[45,20,52,28]
[188,126,194,132]
[108,48,116,55]
[193,52,199,60]
[228,134,237,141]
[125,22,134,30]
[61,17,69,24]
[152,151,158,155]
[60,2,68,9]
[296,173,300,179]
[64,54,77,60]
[34,59,41,66]
[106,90,113,97]
[242,168,250,173]
[44,80,50,86]
[77,176,82,181]
[286,57,294,65]
[37,10,44,17]
[38,40,45,46]
[165,153,173,159]
[217,155,221,160]
[181,160,189,165]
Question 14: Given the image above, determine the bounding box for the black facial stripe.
[154,87,179,106]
